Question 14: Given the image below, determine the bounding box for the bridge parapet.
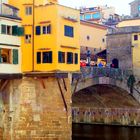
[80,67,133,81]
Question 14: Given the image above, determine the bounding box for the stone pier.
[0,75,72,140]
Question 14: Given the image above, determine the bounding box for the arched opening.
[112,58,119,68]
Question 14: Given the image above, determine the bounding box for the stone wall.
[72,107,140,126]
[0,77,71,140]
[107,33,132,70]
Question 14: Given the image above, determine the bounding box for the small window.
[1,25,6,34]
[25,34,31,43]
[43,25,51,34]
[36,26,41,35]
[67,52,73,64]
[58,51,65,63]
[134,35,138,41]
[87,36,90,40]
[42,51,52,63]
[75,53,78,64]
[25,6,32,15]
[37,52,41,64]
[64,25,74,37]
[102,38,105,42]
[7,26,12,35]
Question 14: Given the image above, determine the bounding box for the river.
[72,123,140,140]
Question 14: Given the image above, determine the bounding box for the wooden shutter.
[13,49,18,64]
[47,25,51,34]
[49,51,52,63]
[75,53,78,64]
[1,25,6,34]
[18,27,24,36]
[12,26,18,36]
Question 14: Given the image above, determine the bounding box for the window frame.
[64,25,74,37]
[25,6,32,15]
[67,52,73,64]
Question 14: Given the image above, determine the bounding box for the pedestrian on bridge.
[86,47,91,66]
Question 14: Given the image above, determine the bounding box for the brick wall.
[1,77,71,140]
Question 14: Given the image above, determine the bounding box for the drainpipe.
[32,0,35,71]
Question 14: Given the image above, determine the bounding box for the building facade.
[130,0,140,17]
[80,20,107,62]
[107,26,140,77]
[0,2,22,74]
[9,0,80,72]
[80,5,118,25]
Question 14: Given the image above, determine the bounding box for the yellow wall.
[117,19,140,27]
[132,33,140,77]
[9,1,80,72]
[80,21,107,56]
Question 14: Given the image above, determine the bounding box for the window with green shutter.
[18,27,24,36]
[13,49,18,64]
[12,26,18,36]
[1,25,6,34]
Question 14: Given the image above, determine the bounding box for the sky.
[59,0,133,15]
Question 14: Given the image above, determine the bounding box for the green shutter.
[18,27,24,36]
[0,48,1,63]
[13,49,18,64]
[12,26,18,36]
[1,25,6,34]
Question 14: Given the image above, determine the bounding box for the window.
[64,25,74,37]
[25,34,31,43]
[67,52,73,64]
[87,35,90,40]
[25,6,32,15]
[58,51,65,63]
[75,53,78,64]
[102,38,105,42]
[43,25,51,34]
[0,48,18,64]
[80,15,83,20]
[42,51,52,63]
[37,52,41,64]
[134,35,138,41]
[36,26,41,35]
[7,26,12,35]
[92,13,101,19]
[1,25,24,36]
[1,25,6,34]
[138,5,140,11]
[85,14,91,20]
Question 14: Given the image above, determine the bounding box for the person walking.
[86,47,91,66]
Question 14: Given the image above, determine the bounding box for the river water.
[72,123,140,140]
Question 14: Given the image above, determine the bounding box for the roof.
[3,3,19,10]
[80,20,108,30]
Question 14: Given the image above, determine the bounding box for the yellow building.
[117,18,140,77]
[117,18,140,27]
[9,0,80,72]
[132,31,140,77]
[80,20,107,63]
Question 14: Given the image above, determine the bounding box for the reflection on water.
[72,123,140,140]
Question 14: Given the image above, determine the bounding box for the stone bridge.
[72,67,140,103]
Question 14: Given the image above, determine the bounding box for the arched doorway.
[112,58,119,68]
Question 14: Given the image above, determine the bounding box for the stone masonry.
[0,77,71,140]
[107,33,132,70]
